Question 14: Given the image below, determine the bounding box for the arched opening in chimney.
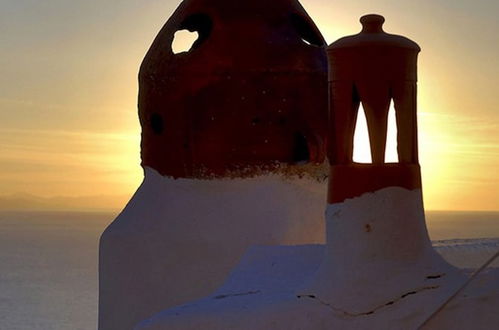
[385,100,399,163]
[353,104,372,163]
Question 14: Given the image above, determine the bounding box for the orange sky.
[1,0,498,211]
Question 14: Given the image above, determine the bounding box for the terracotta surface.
[327,14,421,203]
[328,164,421,203]
[139,0,328,178]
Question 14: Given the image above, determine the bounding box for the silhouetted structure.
[327,14,422,203]
[139,0,328,178]
[99,2,329,329]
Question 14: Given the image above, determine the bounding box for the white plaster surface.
[135,245,499,330]
[99,167,326,330]
[299,187,465,316]
[433,238,499,268]
[136,188,499,330]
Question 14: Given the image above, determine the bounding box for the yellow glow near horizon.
[0,128,142,196]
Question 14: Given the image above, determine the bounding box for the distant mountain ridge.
[0,193,128,211]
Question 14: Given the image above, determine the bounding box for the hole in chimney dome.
[181,13,212,46]
[172,30,199,54]
[290,13,325,47]
[292,132,310,163]
[150,113,163,135]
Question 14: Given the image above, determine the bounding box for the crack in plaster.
[214,290,261,300]
[297,285,440,317]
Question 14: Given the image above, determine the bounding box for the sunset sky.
[1,0,498,211]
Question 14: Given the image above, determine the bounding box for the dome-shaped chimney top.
[139,0,328,179]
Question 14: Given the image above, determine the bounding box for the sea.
[0,210,498,330]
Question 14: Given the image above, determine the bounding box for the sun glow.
[1,0,498,211]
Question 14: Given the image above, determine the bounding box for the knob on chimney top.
[360,14,385,33]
